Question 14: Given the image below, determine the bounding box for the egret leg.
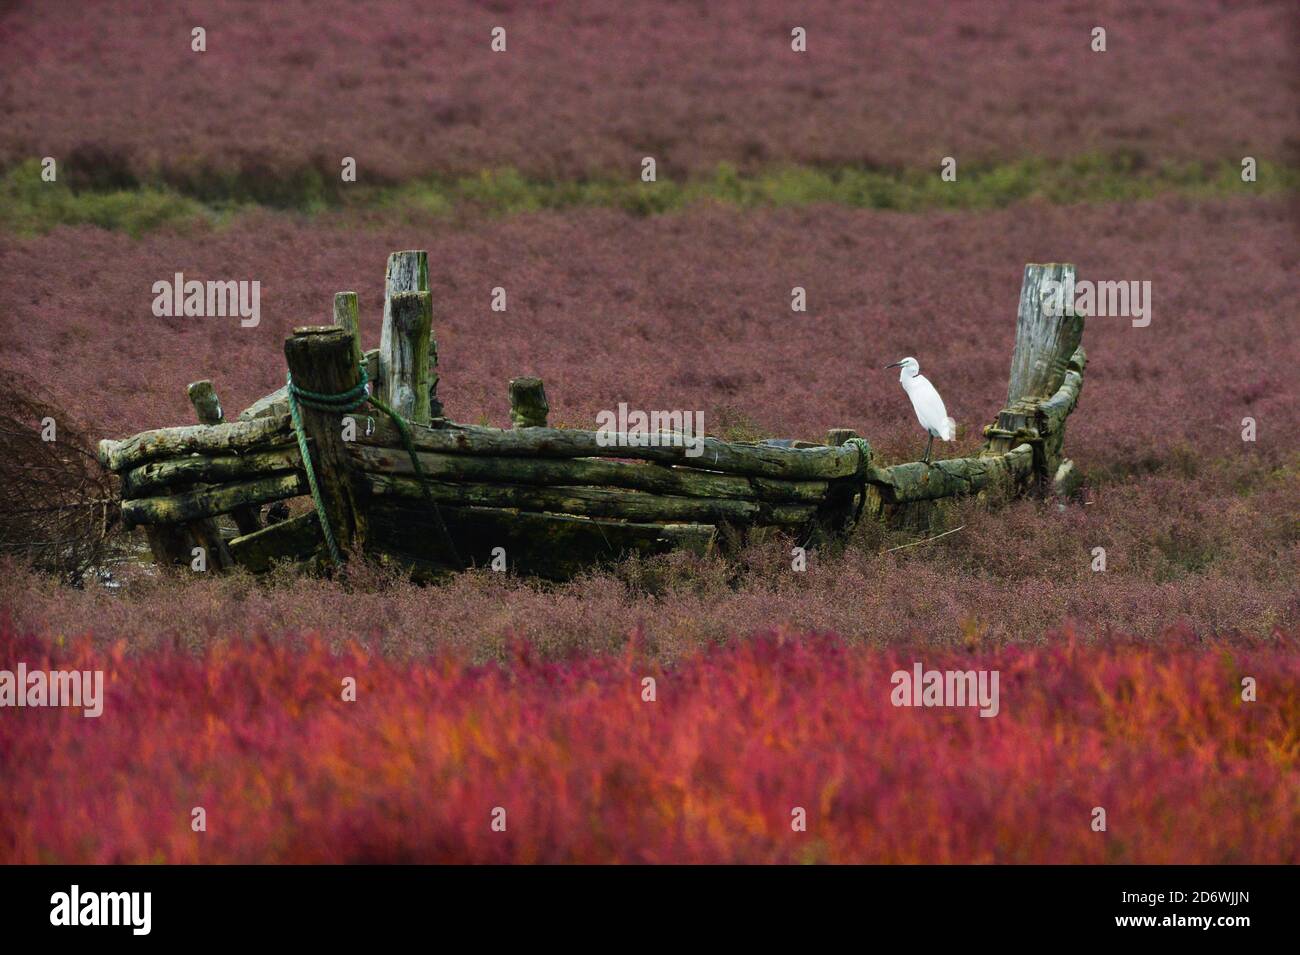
[923,433,934,465]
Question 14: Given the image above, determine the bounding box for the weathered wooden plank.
[99,414,292,472]
[237,385,288,423]
[368,501,714,579]
[229,511,323,573]
[871,444,1034,504]
[348,444,828,502]
[121,445,302,498]
[984,343,1086,472]
[283,326,367,560]
[358,420,865,479]
[509,377,549,428]
[122,472,307,527]
[380,290,432,424]
[365,473,817,526]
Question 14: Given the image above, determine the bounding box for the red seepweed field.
[2,618,1296,865]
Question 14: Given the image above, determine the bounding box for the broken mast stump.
[1006,263,1084,406]
[284,326,368,563]
[380,250,441,417]
[381,290,433,425]
[509,377,549,428]
[984,263,1086,481]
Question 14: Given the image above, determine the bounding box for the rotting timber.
[98,255,1088,580]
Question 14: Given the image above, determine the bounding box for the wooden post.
[825,428,858,447]
[985,263,1085,469]
[380,251,441,416]
[333,292,364,371]
[188,380,262,537]
[187,380,223,424]
[284,327,367,561]
[509,377,549,428]
[381,291,432,424]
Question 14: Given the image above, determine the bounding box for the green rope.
[286,372,346,565]
[841,437,872,462]
[286,365,461,569]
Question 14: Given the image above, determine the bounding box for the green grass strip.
[2,154,1294,237]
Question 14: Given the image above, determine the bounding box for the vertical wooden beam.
[825,428,858,447]
[333,291,363,371]
[379,251,441,416]
[381,291,433,424]
[509,377,549,428]
[284,326,367,560]
[334,290,373,442]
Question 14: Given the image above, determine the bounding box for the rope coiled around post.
[286,365,461,569]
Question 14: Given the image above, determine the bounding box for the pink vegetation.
[1,621,1295,864]
[2,1,1294,184]
[1,197,1294,468]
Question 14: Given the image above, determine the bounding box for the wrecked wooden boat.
[98,254,1086,579]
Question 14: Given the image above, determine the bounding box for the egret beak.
[884,361,904,369]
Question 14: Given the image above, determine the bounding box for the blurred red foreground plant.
[1,621,1296,864]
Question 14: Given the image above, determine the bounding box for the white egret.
[885,357,955,465]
